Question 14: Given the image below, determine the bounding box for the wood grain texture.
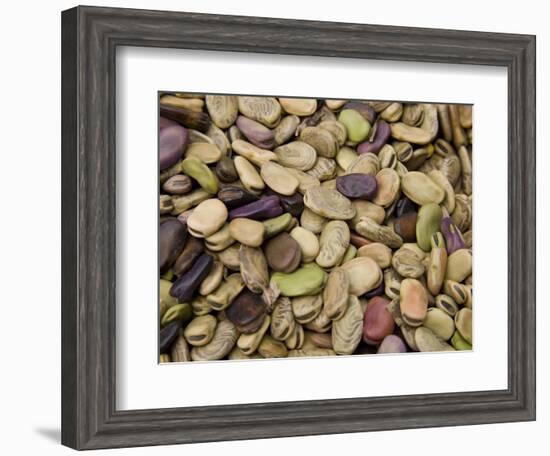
[61,5,536,450]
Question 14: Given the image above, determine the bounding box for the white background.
[118,48,508,410]
[0,1,546,455]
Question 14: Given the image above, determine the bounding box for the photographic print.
[158,94,473,362]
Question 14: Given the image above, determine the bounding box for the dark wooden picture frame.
[61,5,536,450]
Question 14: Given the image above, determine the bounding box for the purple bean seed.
[357,120,391,155]
[228,196,283,220]
[160,124,188,170]
[336,173,378,200]
[159,321,182,353]
[377,335,408,354]
[265,189,304,217]
[235,116,275,149]
[441,216,466,254]
[169,253,213,303]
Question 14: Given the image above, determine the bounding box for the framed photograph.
[61,5,536,450]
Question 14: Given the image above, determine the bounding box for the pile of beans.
[158,94,472,362]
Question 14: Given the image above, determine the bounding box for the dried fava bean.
[238,96,281,127]
[279,98,317,116]
[307,157,337,181]
[264,232,302,273]
[160,278,178,308]
[274,115,300,146]
[238,315,270,355]
[236,115,275,149]
[440,216,466,254]
[356,242,392,269]
[162,174,192,195]
[187,199,228,238]
[416,203,443,252]
[338,109,371,143]
[401,171,445,205]
[292,294,323,324]
[184,314,217,346]
[232,139,278,167]
[423,308,455,341]
[191,296,211,316]
[451,194,472,233]
[204,223,235,252]
[160,123,188,170]
[181,156,219,195]
[191,319,239,361]
[217,186,259,209]
[226,289,268,334]
[216,156,239,183]
[299,126,339,158]
[271,263,327,297]
[393,212,418,243]
[395,196,417,217]
[290,226,320,263]
[274,141,317,171]
[390,104,438,145]
[170,253,214,303]
[184,142,222,164]
[336,146,358,171]
[355,217,403,248]
[305,307,332,333]
[159,219,188,273]
[217,243,242,271]
[270,297,296,341]
[400,278,428,327]
[228,347,264,360]
[316,221,350,268]
[171,189,210,215]
[309,332,333,349]
[455,308,472,344]
[319,120,347,146]
[350,200,386,228]
[443,280,468,305]
[233,156,265,194]
[346,152,380,176]
[372,168,400,207]
[205,95,239,129]
[171,334,191,362]
[341,244,358,264]
[228,195,282,221]
[304,186,356,220]
[258,335,288,358]
[239,245,270,295]
[160,321,183,353]
[300,207,327,234]
[392,243,426,278]
[435,294,459,317]
[363,296,395,345]
[451,330,472,350]
[414,326,455,352]
[286,167,321,194]
[333,295,363,355]
[358,120,391,155]
[380,102,403,122]
[336,173,377,199]
[199,261,224,296]
[323,268,350,321]
[228,218,265,247]
[173,236,204,276]
[207,123,230,155]
[285,322,305,349]
[427,170,455,213]
[262,213,293,238]
[377,335,408,354]
[260,162,299,196]
[340,257,383,296]
[161,303,193,327]
[207,273,245,311]
[445,249,472,283]
[427,233,447,295]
